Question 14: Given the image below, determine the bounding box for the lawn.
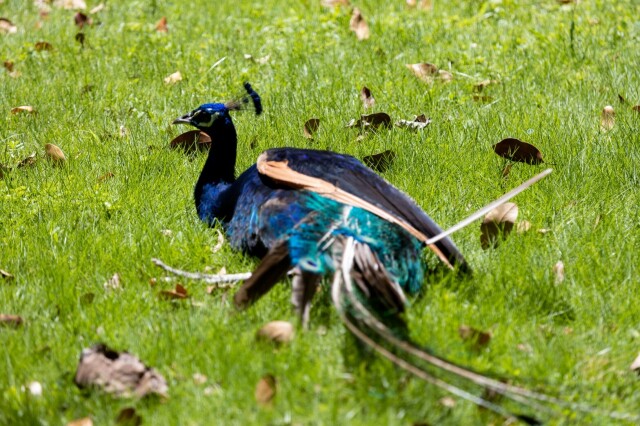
[1,0,639,424]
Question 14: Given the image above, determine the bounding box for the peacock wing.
[256,148,468,271]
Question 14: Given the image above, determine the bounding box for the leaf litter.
[493,138,544,165]
[303,118,320,139]
[349,8,370,40]
[480,202,518,249]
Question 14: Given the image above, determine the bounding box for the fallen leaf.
[104,273,121,290]
[163,71,182,85]
[480,202,518,249]
[600,105,614,131]
[160,283,188,299]
[1,269,14,280]
[438,69,453,82]
[360,86,375,108]
[0,314,23,327]
[0,18,18,34]
[212,229,225,253]
[439,396,456,408]
[347,112,392,130]
[256,321,295,344]
[406,63,438,83]
[89,3,105,14]
[349,8,369,40]
[17,153,37,168]
[35,41,53,51]
[633,105,640,113]
[553,261,565,284]
[3,60,14,72]
[11,106,36,115]
[98,171,114,182]
[54,0,87,9]
[193,373,207,385]
[303,118,320,139]
[67,417,93,426]
[363,150,395,172]
[170,130,212,152]
[74,12,92,28]
[474,79,498,92]
[516,220,531,233]
[75,32,85,46]
[631,353,640,373]
[556,0,576,3]
[45,143,66,165]
[395,114,431,130]
[155,17,168,32]
[116,407,142,426]
[458,325,492,348]
[618,94,626,104]
[74,343,168,398]
[493,138,544,165]
[255,374,277,405]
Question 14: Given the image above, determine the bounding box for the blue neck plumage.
[194,115,238,220]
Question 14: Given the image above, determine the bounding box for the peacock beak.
[172,113,193,125]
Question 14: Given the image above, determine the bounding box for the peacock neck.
[194,117,238,216]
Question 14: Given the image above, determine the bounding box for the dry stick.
[151,258,251,286]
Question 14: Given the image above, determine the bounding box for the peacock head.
[173,82,262,131]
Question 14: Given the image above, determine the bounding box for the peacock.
[169,83,633,424]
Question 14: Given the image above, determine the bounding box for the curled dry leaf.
[74,343,168,398]
[363,150,395,172]
[600,105,615,131]
[3,61,14,72]
[155,17,168,32]
[458,325,492,348]
[11,106,36,115]
[360,86,375,108]
[45,143,66,165]
[116,407,142,426]
[347,112,392,130]
[349,8,369,40]
[395,114,431,130]
[406,63,438,83]
[17,153,37,168]
[0,17,18,34]
[303,118,320,139]
[160,283,188,299]
[552,261,565,284]
[480,202,518,249]
[630,353,640,373]
[1,269,14,280]
[170,130,212,153]
[104,273,121,290]
[255,374,277,405]
[493,138,544,165]
[35,41,53,51]
[67,417,93,426]
[74,12,92,28]
[163,71,182,85]
[632,105,640,113]
[0,314,23,327]
[256,321,295,344]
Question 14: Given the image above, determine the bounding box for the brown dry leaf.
[349,8,370,40]
[556,0,576,3]
[67,417,93,426]
[116,407,142,426]
[74,12,92,28]
[74,343,168,398]
[493,138,544,165]
[552,261,565,284]
[516,220,531,233]
[360,86,375,108]
[474,79,498,92]
[363,150,395,172]
[54,0,87,9]
[98,171,114,182]
[155,17,168,32]
[256,321,295,344]
[11,105,36,115]
[45,143,66,165]
[600,105,614,131]
[75,32,86,46]
[406,63,438,83]
[170,130,212,153]
[347,112,392,130]
[17,153,37,168]
[0,314,23,327]
[255,374,277,405]
[618,94,626,104]
[480,202,518,249]
[3,60,14,72]
[35,41,53,51]
[632,105,640,113]
[104,273,121,290]
[0,18,18,34]
[630,353,640,373]
[160,283,188,300]
[458,325,492,348]
[303,118,320,139]
[163,71,182,85]
[439,396,456,408]
[1,269,14,281]
[321,0,349,6]
[395,114,431,130]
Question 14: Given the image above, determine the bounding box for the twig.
[151,258,251,287]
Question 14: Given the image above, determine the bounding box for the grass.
[1,0,639,424]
